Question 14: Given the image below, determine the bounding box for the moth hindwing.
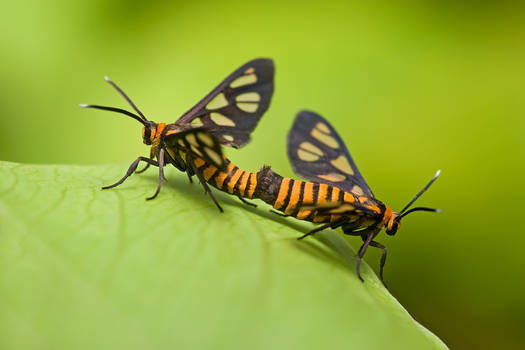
[164,128,226,170]
[175,58,274,148]
[287,110,374,197]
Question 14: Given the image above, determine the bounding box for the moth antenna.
[399,169,441,214]
[78,104,147,126]
[104,76,148,121]
[400,206,441,218]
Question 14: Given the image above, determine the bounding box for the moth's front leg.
[146,148,166,200]
[135,148,156,174]
[102,156,159,190]
[355,228,380,283]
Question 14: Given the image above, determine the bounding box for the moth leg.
[146,148,165,200]
[369,241,388,288]
[136,149,156,174]
[135,163,150,174]
[297,223,331,240]
[298,219,347,240]
[238,196,257,207]
[356,229,376,283]
[102,157,159,190]
[270,210,288,217]
[188,155,224,213]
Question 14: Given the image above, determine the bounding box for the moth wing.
[164,128,226,170]
[287,110,374,197]
[176,58,274,148]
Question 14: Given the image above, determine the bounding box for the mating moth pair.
[80,59,439,285]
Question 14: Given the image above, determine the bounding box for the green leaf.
[0,161,447,350]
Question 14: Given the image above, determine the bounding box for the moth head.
[142,121,158,146]
[79,76,153,144]
[385,213,401,236]
[386,170,442,236]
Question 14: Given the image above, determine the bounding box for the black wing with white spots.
[176,58,274,148]
[287,110,374,197]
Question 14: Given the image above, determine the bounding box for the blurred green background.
[1,0,524,348]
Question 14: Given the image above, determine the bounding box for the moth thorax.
[383,205,394,230]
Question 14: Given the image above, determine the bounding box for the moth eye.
[206,93,229,110]
[142,127,152,145]
[317,173,346,182]
[210,112,236,126]
[330,155,354,175]
[230,74,257,88]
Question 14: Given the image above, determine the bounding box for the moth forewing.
[176,58,275,148]
[164,128,226,171]
[287,110,374,197]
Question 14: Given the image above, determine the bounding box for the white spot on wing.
[210,113,235,126]
[185,133,198,147]
[237,102,258,113]
[230,74,257,88]
[204,147,223,166]
[236,92,261,102]
[206,93,229,110]
[190,118,203,127]
[197,132,215,147]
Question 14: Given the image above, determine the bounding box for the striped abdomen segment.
[271,177,357,224]
[192,156,258,199]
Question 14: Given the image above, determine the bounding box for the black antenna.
[400,206,441,218]
[104,76,148,121]
[78,104,147,126]
[399,170,441,215]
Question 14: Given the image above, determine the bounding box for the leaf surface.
[0,161,447,350]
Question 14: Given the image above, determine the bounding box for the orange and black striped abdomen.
[190,158,374,227]
[192,156,258,199]
[254,166,359,225]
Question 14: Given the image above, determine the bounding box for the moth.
[273,110,440,285]
[80,58,274,211]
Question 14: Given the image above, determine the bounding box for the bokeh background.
[1,1,524,348]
